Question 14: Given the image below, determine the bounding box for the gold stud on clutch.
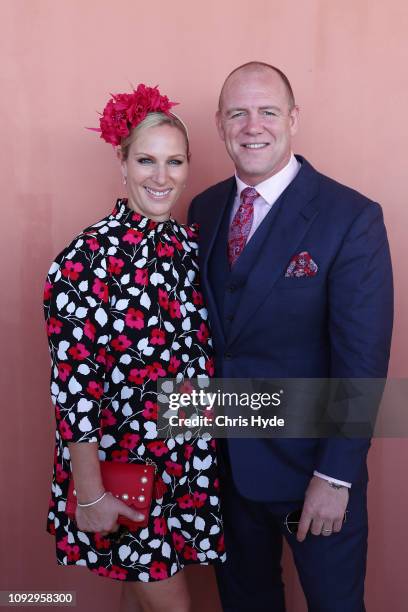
[121,493,129,501]
[141,476,148,483]
[138,495,145,502]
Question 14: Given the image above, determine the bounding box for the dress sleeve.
[43,233,110,443]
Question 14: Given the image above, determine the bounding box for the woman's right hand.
[75,492,145,534]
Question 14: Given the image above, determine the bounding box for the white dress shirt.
[231,153,301,241]
[231,154,351,489]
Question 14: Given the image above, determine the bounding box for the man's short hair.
[218,61,296,111]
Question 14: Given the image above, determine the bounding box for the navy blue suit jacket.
[188,156,393,501]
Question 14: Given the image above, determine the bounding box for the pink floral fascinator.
[87,84,178,146]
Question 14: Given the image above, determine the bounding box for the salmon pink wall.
[1,1,407,610]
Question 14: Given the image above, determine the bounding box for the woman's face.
[122,124,189,221]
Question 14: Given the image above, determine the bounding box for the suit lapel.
[198,178,236,272]
[227,160,320,345]
[198,178,236,346]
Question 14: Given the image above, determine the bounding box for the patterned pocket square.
[285,251,318,278]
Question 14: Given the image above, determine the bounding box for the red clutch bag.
[66,460,163,530]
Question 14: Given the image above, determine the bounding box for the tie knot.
[241,187,259,206]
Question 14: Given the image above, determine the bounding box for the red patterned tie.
[227,187,259,266]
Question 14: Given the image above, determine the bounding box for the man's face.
[216,68,299,185]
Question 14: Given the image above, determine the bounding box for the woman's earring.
[123,176,127,185]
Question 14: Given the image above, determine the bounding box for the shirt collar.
[235,154,301,206]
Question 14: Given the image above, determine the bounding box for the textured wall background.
[1,0,407,610]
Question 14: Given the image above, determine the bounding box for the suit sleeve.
[44,235,110,444]
[315,202,393,483]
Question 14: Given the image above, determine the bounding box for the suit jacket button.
[225,352,233,360]
[226,314,234,322]
[228,284,237,292]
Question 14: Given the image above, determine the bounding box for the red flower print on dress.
[119,433,140,449]
[149,561,168,580]
[214,478,220,490]
[158,289,169,309]
[122,228,143,244]
[128,368,147,384]
[197,323,209,343]
[109,565,128,580]
[86,237,100,251]
[186,225,198,239]
[179,381,194,394]
[146,362,166,381]
[217,534,225,553]
[193,492,208,508]
[101,407,117,427]
[62,260,84,281]
[87,380,104,399]
[125,308,144,329]
[93,533,111,550]
[58,421,73,441]
[92,278,108,302]
[55,464,69,483]
[92,566,110,578]
[111,449,129,462]
[47,317,62,336]
[43,281,53,300]
[153,517,167,536]
[172,532,186,552]
[142,401,158,420]
[169,300,181,319]
[96,347,115,371]
[44,198,226,578]
[192,291,204,306]
[111,334,132,352]
[147,440,169,457]
[170,235,183,251]
[168,355,181,373]
[183,545,198,561]
[68,343,90,360]
[177,493,194,509]
[48,522,56,535]
[57,536,69,552]
[150,328,166,345]
[184,444,194,460]
[135,269,149,286]
[156,243,174,257]
[165,460,183,477]
[108,256,125,275]
[205,358,214,376]
[84,319,96,341]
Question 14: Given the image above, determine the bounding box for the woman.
[44,84,225,612]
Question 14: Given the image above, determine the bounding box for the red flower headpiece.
[88,84,178,146]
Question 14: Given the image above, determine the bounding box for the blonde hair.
[120,112,190,160]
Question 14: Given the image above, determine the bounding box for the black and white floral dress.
[44,199,225,582]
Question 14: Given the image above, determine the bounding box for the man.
[188,62,393,611]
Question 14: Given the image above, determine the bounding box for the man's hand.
[296,476,349,542]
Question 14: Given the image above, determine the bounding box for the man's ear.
[289,105,300,136]
[215,110,225,142]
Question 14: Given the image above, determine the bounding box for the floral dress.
[43,199,225,582]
